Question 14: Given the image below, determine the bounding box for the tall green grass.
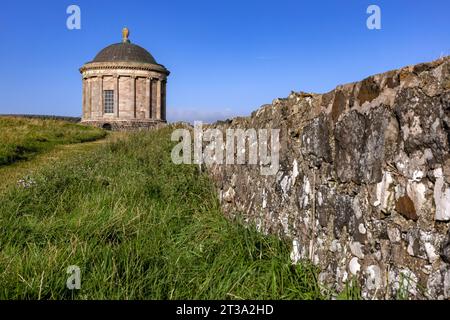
[0,117,106,166]
[0,126,323,299]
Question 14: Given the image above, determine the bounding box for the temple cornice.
[79,61,170,75]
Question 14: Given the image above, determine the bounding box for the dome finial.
[122,27,130,43]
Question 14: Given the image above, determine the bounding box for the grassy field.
[0,123,328,300]
[0,117,106,166]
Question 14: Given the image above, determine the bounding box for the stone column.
[82,77,86,119]
[88,78,92,118]
[100,76,104,117]
[131,76,136,118]
[114,75,120,118]
[147,77,152,120]
[161,80,167,121]
[156,79,162,120]
[93,76,101,117]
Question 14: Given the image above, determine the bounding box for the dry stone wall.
[207,57,450,299]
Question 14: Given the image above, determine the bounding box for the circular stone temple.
[79,28,170,130]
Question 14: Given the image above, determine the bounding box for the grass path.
[0,133,116,193]
[0,127,325,300]
[0,117,106,167]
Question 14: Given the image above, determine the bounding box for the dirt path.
[0,133,122,193]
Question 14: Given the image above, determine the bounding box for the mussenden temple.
[79,28,170,130]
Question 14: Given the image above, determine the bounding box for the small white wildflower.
[17,176,37,189]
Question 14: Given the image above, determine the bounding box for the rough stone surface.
[207,56,450,299]
[442,232,450,264]
[301,114,332,167]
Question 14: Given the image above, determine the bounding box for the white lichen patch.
[350,242,364,259]
[424,242,439,263]
[395,150,428,180]
[387,226,401,243]
[338,268,348,283]
[358,223,367,235]
[407,181,427,214]
[423,148,433,161]
[444,270,450,299]
[230,173,237,187]
[434,169,450,217]
[317,191,323,206]
[434,168,450,221]
[330,240,341,253]
[349,257,361,275]
[410,115,424,136]
[303,175,311,194]
[411,170,424,182]
[420,231,441,263]
[279,175,292,199]
[223,187,235,203]
[290,239,302,264]
[292,159,299,186]
[374,171,394,211]
[262,188,267,209]
[431,117,440,132]
[366,265,382,291]
[279,211,290,235]
[313,254,320,266]
[353,197,363,219]
[303,215,310,230]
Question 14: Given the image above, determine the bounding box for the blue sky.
[0,0,449,123]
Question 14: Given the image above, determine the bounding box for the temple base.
[81,119,167,131]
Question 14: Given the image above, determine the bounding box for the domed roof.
[91,28,158,64]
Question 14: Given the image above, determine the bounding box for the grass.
[0,125,324,300]
[0,117,106,166]
[336,277,361,300]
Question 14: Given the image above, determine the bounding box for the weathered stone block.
[334,111,366,183]
[331,90,347,122]
[334,107,394,184]
[301,114,332,167]
[394,87,448,162]
[357,77,381,105]
[333,193,355,238]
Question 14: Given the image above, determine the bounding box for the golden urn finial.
[122,27,130,43]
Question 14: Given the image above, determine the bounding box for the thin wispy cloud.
[167,107,237,124]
